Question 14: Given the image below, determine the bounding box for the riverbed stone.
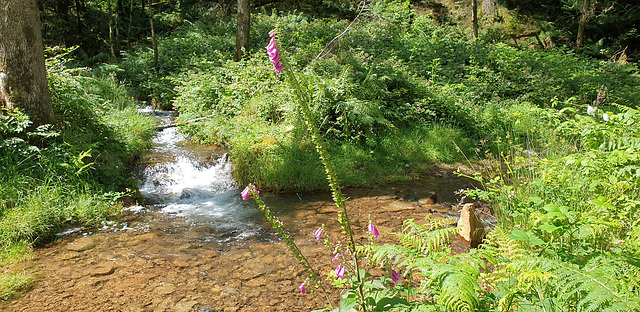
[197,250,219,259]
[317,206,339,213]
[135,232,158,241]
[56,251,79,261]
[90,265,116,277]
[65,237,95,252]
[153,282,176,296]
[245,277,267,288]
[384,201,416,212]
[174,300,198,312]
[457,203,485,248]
[418,192,438,205]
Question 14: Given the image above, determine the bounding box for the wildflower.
[241,187,250,200]
[596,87,606,105]
[603,113,610,122]
[390,270,400,286]
[368,222,379,238]
[335,264,345,279]
[241,187,259,201]
[266,30,284,74]
[299,282,306,294]
[332,253,339,262]
[587,105,596,117]
[314,227,323,240]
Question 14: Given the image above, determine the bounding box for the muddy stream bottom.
[3,177,488,312]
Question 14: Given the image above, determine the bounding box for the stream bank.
[3,177,482,312]
[3,107,485,311]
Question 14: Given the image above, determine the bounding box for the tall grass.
[0,49,157,299]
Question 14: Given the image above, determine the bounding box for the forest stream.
[2,109,486,312]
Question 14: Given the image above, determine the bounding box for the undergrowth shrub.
[0,49,156,300]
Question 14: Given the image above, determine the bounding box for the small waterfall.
[137,108,262,243]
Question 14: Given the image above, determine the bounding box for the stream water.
[3,109,481,312]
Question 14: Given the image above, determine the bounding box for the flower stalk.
[242,185,332,307]
[285,69,368,311]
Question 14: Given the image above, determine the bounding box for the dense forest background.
[38,0,640,65]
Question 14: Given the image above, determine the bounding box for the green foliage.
[0,49,156,300]
[0,271,33,301]
[365,216,482,312]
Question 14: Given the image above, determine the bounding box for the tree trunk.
[115,0,121,56]
[235,0,250,61]
[0,0,56,127]
[482,0,496,17]
[74,0,84,44]
[147,0,159,73]
[576,0,593,47]
[108,0,116,59]
[472,0,479,40]
[127,0,134,48]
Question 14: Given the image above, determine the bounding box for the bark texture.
[472,0,479,40]
[235,0,250,61]
[482,0,497,16]
[576,0,594,47]
[0,0,56,127]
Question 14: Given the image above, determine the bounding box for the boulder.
[457,203,485,248]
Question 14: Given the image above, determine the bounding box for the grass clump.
[0,271,34,301]
[0,49,156,300]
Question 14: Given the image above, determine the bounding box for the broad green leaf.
[375,297,410,311]
[509,229,529,241]
[539,224,558,233]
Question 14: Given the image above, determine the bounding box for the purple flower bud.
[335,264,345,279]
[391,270,400,286]
[299,282,306,294]
[368,222,379,238]
[332,253,339,262]
[314,227,323,239]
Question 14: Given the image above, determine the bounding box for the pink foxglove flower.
[266,30,284,74]
[241,187,259,201]
[390,270,400,286]
[335,264,345,279]
[314,227,323,239]
[299,282,306,294]
[368,222,379,238]
[241,187,250,200]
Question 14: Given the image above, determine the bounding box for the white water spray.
[137,108,261,243]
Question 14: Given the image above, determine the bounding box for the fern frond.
[610,102,639,114]
[399,216,458,255]
[546,257,640,311]
[367,243,411,268]
[477,226,525,265]
[422,258,480,312]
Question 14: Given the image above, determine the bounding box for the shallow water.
[3,109,482,312]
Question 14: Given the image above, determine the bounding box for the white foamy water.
[137,108,262,243]
[139,156,235,203]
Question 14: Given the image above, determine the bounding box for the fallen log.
[157,114,215,130]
